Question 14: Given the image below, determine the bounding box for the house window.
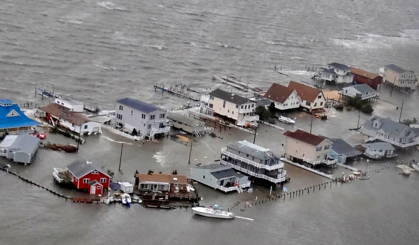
[223,100,226,108]
[83,178,89,183]
[203,175,205,179]
[236,105,239,108]
[97,186,101,189]
[142,114,146,119]
[159,122,164,128]
[241,105,244,109]
[320,102,323,106]
[84,125,88,129]
[92,170,98,174]
[324,145,330,150]
[131,110,133,115]
[316,146,322,151]
[210,96,214,100]
[160,114,165,118]
[150,115,155,120]
[209,104,213,108]
[148,124,151,129]
[228,110,230,113]
[119,105,123,110]
[232,111,234,114]
[314,103,317,107]
[318,95,321,99]
[100,178,107,183]
[306,102,311,106]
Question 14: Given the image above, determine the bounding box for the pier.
[154,84,200,102]
[212,75,264,94]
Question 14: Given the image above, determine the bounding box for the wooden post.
[188,140,192,164]
[119,143,124,171]
[398,100,404,123]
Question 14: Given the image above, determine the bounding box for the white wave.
[216,42,228,48]
[105,137,133,145]
[97,1,127,11]
[263,40,276,45]
[143,44,164,50]
[281,70,315,76]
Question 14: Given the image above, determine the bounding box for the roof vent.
[173,177,178,181]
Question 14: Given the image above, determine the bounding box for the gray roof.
[209,89,250,105]
[362,116,416,139]
[322,68,338,75]
[328,62,351,71]
[66,159,106,179]
[328,138,361,158]
[211,168,244,180]
[227,140,275,160]
[385,64,411,74]
[168,112,203,127]
[348,84,375,94]
[195,163,231,171]
[117,98,162,113]
[254,98,271,107]
[363,142,395,151]
[0,135,39,155]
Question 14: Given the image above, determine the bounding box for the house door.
[152,184,158,191]
[90,185,96,195]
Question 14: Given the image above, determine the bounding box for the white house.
[220,140,287,185]
[54,97,84,112]
[361,142,397,159]
[115,98,170,139]
[264,83,301,110]
[0,135,40,165]
[383,64,417,92]
[207,89,259,127]
[190,164,251,193]
[359,116,419,148]
[40,103,102,135]
[320,62,354,84]
[339,84,379,102]
[287,81,326,112]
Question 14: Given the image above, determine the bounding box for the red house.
[66,159,111,195]
[351,67,382,90]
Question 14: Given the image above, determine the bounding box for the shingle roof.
[328,62,351,71]
[0,99,12,105]
[0,135,40,155]
[211,168,244,180]
[117,98,162,113]
[287,81,322,102]
[283,129,326,146]
[264,83,296,103]
[328,138,361,158]
[385,64,409,74]
[227,140,276,160]
[135,173,188,184]
[40,103,89,126]
[209,89,250,105]
[0,100,40,129]
[363,142,395,151]
[349,84,375,94]
[195,163,231,171]
[351,67,380,80]
[66,159,108,179]
[362,116,416,139]
[168,112,203,127]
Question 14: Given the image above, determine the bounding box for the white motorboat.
[278,116,295,124]
[402,167,411,176]
[121,193,132,205]
[412,164,419,172]
[192,206,234,219]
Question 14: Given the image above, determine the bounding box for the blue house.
[327,138,362,164]
[0,99,39,133]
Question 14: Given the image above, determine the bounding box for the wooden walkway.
[154,84,200,101]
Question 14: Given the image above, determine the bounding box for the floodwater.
[1,0,419,244]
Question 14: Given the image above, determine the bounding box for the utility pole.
[309,108,314,134]
[399,100,404,123]
[188,140,192,164]
[253,126,258,144]
[118,143,124,172]
[357,109,361,129]
[77,126,81,151]
[390,77,396,97]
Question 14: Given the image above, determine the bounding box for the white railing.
[102,125,142,140]
[53,168,66,183]
[221,148,284,170]
[361,132,419,148]
[221,160,286,183]
[281,158,335,180]
[302,157,337,166]
[217,181,251,193]
[151,126,170,135]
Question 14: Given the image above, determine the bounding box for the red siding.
[70,170,110,190]
[353,75,382,90]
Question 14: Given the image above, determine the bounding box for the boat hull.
[192,207,234,219]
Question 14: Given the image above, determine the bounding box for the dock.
[154,84,200,102]
[281,158,335,180]
[212,75,265,94]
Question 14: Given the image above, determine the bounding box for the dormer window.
[92,170,98,174]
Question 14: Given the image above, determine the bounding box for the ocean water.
[1,0,419,244]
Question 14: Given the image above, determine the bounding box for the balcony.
[221,147,283,170]
[221,160,286,184]
[217,182,251,193]
[302,157,337,166]
[53,168,67,183]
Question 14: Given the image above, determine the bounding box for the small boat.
[412,164,419,172]
[192,205,234,219]
[402,167,411,176]
[121,194,131,206]
[278,116,295,124]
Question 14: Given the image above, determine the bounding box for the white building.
[320,62,354,84]
[0,135,40,165]
[264,83,301,110]
[383,64,417,92]
[220,140,287,185]
[207,89,259,127]
[40,103,102,135]
[190,164,251,193]
[115,98,170,139]
[54,97,84,112]
[287,81,326,112]
[339,84,379,102]
[362,142,396,159]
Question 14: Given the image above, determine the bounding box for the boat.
[402,166,411,176]
[192,205,234,219]
[278,115,295,124]
[121,194,131,206]
[142,199,170,208]
[412,164,419,172]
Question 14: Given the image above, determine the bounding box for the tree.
[361,104,374,114]
[148,170,154,175]
[268,102,276,115]
[255,105,267,118]
[172,170,178,175]
[402,117,417,126]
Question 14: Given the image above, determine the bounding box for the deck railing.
[220,160,286,183]
[221,148,284,170]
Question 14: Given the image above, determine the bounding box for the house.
[190,164,251,193]
[326,138,362,164]
[0,135,40,165]
[54,97,84,112]
[283,129,337,166]
[359,116,419,148]
[167,112,207,136]
[383,64,417,92]
[287,81,326,112]
[0,99,39,134]
[53,159,111,195]
[207,89,259,127]
[351,67,382,90]
[220,140,287,185]
[320,63,354,84]
[134,173,188,194]
[39,103,102,135]
[264,83,302,110]
[339,84,379,103]
[361,142,397,159]
[115,98,170,139]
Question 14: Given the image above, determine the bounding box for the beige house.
[383,64,417,91]
[287,81,326,112]
[207,89,259,127]
[283,129,336,166]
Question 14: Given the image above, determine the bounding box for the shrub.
[334,104,344,111]
[172,170,178,175]
[361,104,374,114]
[107,169,115,178]
[148,170,154,175]
[321,115,327,120]
[402,118,417,126]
